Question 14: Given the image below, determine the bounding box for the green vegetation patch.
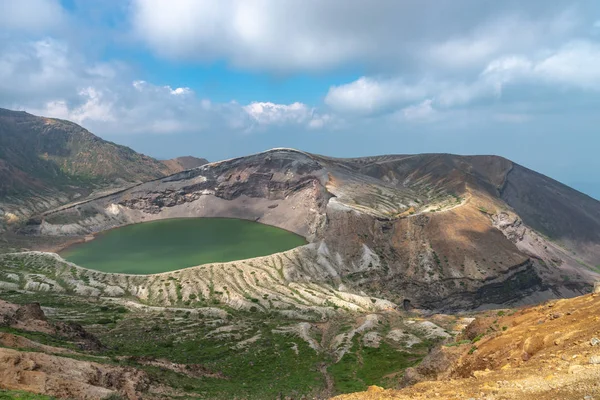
[328,339,422,394]
[0,390,56,400]
[101,313,325,399]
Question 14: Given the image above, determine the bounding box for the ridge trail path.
[407,191,472,219]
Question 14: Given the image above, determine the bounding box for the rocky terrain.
[0,288,459,399]
[0,299,149,399]
[334,289,600,400]
[160,156,209,172]
[2,111,600,398]
[2,278,599,399]
[13,147,600,312]
[0,108,206,231]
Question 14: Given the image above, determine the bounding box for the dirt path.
[319,362,335,398]
[408,191,472,219]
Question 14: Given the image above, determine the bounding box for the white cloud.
[325,77,431,114]
[326,39,600,118]
[401,99,436,121]
[425,11,579,70]
[0,38,121,106]
[325,77,494,115]
[244,102,309,125]
[170,87,191,95]
[132,80,193,97]
[131,0,366,72]
[0,0,66,33]
[37,88,115,126]
[533,41,600,89]
[130,0,590,73]
[243,101,329,129]
[482,41,600,90]
[2,0,600,147]
[0,37,323,137]
[15,61,323,137]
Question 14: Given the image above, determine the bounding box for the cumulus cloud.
[0,36,323,136]
[30,79,322,136]
[324,77,431,115]
[243,102,327,129]
[325,77,493,115]
[0,38,121,106]
[130,0,367,72]
[481,41,600,91]
[533,41,600,88]
[130,0,592,73]
[424,10,579,70]
[326,38,600,117]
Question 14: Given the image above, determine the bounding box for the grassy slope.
[0,391,57,400]
[0,108,171,199]
[0,287,437,399]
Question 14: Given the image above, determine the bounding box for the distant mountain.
[0,108,203,226]
[161,156,209,172]
[33,148,600,310]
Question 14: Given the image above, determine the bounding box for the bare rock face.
[0,299,146,399]
[55,321,104,352]
[401,345,466,387]
[13,302,47,322]
[0,347,149,400]
[20,149,600,311]
[161,155,208,172]
[2,302,54,334]
[0,300,103,351]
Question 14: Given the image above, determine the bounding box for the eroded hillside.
[13,148,600,312]
[333,290,600,400]
[0,291,458,399]
[2,145,600,399]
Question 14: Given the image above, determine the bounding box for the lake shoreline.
[60,217,308,274]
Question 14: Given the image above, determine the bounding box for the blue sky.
[1,0,600,199]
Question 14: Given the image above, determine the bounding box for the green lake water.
[59,218,307,274]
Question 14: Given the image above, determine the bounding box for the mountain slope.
[23,148,600,311]
[333,291,600,400]
[0,108,205,228]
[161,156,209,172]
[343,153,600,266]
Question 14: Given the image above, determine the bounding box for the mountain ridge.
[14,146,600,311]
[0,108,206,229]
[1,113,600,399]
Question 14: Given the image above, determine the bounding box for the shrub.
[102,394,125,400]
[471,333,485,343]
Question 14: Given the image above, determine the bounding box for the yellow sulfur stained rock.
[366,386,384,393]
